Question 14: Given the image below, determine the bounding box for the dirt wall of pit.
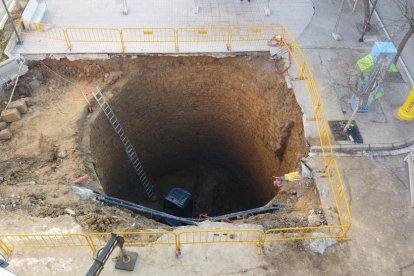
[86,55,306,210]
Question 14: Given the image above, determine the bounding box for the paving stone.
[0,129,12,140]
[1,108,21,122]
[8,99,28,114]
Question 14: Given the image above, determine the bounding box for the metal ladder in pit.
[92,87,156,200]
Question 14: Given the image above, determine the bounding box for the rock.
[104,73,109,79]
[29,79,41,90]
[72,186,94,200]
[8,99,28,114]
[0,129,12,140]
[308,213,322,226]
[49,86,54,92]
[1,108,21,122]
[65,208,76,216]
[0,121,7,130]
[57,149,68,159]
[301,161,313,179]
[21,97,34,107]
[305,232,337,254]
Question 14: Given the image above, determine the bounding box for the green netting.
[389,62,399,73]
[356,54,398,73]
[357,54,374,73]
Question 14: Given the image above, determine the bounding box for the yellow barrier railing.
[0,239,14,260]
[177,229,264,254]
[88,231,178,255]
[2,22,351,260]
[14,21,286,52]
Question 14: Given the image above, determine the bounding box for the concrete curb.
[310,138,414,157]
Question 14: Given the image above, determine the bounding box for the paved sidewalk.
[12,0,314,55]
[293,0,414,146]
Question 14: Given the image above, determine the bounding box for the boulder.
[1,108,21,122]
[8,99,28,114]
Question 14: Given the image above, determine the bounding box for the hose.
[268,36,291,75]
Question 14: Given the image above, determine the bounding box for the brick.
[0,121,7,130]
[8,99,28,114]
[0,129,12,141]
[1,108,21,122]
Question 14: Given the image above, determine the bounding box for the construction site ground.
[1,0,414,275]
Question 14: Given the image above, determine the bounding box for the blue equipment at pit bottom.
[163,188,193,226]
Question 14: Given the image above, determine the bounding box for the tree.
[394,0,414,64]
[363,0,371,29]
[359,0,379,42]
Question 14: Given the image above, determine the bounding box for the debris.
[304,232,337,254]
[57,148,68,159]
[65,208,76,216]
[0,129,12,141]
[21,97,34,107]
[72,186,94,200]
[301,161,313,179]
[16,181,36,185]
[0,108,21,123]
[72,174,90,185]
[307,213,322,226]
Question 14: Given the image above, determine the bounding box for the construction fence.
[1,22,352,260]
[15,21,289,52]
[0,225,349,259]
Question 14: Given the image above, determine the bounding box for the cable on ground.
[268,36,291,75]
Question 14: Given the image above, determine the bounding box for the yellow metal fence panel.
[17,20,65,41]
[123,28,175,43]
[231,25,282,42]
[66,28,121,43]
[0,239,14,260]
[177,27,229,43]
[0,234,93,252]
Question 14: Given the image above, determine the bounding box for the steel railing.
[1,22,352,260]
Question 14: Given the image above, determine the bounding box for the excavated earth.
[0,54,324,232]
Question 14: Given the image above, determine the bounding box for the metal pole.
[122,0,128,15]
[332,0,346,41]
[358,0,379,42]
[1,0,22,44]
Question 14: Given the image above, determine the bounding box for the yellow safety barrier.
[0,239,14,260]
[88,231,178,255]
[177,229,265,254]
[3,23,351,258]
[278,27,352,236]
